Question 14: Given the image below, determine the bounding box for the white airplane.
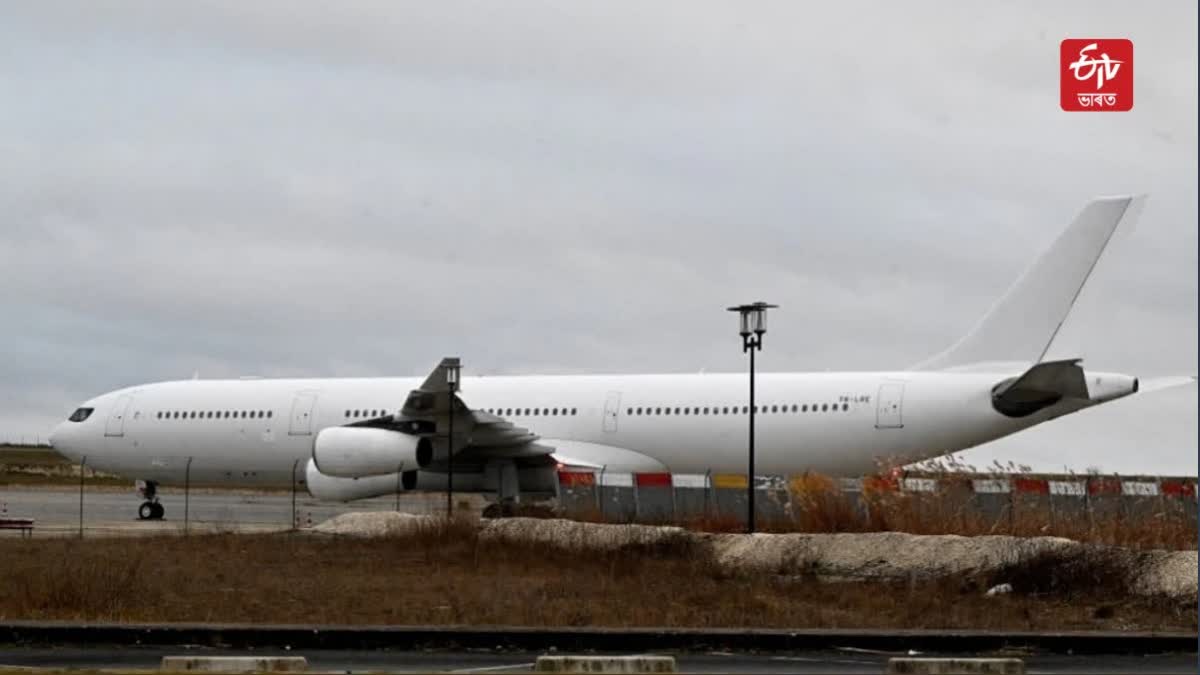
[50,196,1175,520]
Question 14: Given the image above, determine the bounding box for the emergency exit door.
[104,394,134,437]
[288,393,318,436]
[602,391,622,433]
[875,382,905,429]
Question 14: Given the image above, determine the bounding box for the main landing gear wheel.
[138,501,165,520]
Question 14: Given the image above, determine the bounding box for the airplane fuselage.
[49,369,1116,492]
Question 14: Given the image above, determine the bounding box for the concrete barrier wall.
[554,469,1198,537]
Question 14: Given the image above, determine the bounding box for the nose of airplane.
[48,423,64,450]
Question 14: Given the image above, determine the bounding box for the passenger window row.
[345,409,389,419]
[484,408,578,417]
[626,403,849,416]
[157,410,272,420]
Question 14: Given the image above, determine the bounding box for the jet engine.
[304,458,486,502]
[312,427,433,478]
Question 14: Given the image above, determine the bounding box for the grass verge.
[0,521,1192,632]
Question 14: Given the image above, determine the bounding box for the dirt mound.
[479,517,693,553]
[707,531,1080,580]
[310,514,1197,601]
[311,512,436,537]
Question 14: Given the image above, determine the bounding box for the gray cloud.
[1,1,1195,455]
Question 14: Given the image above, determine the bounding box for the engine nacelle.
[305,458,486,502]
[312,427,433,478]
[305,458,416,502]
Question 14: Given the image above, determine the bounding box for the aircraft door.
[875,382,905,429]
[288,393,318,436]
[602,391,622,433]
[104,394,134,437]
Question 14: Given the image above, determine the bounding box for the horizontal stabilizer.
[992,359,1088,418]
[1137,375,1198,394]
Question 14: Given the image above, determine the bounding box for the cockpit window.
[68,407,94,423]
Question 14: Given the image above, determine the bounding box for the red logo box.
[1060,38,1133,111]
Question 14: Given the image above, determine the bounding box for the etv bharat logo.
[1061,38,1133,111]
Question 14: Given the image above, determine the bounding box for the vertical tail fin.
[913,195,1146,371]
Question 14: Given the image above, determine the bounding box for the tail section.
[914,195,1146,371]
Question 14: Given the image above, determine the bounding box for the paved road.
[0,646,1194,674]
[0,486,483,536]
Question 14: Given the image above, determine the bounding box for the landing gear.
[136,480,165,521]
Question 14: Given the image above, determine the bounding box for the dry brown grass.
[649,476,1199,551]
[0,521,1193,632]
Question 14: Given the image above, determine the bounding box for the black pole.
[748,343,756,534]
[291,458,300,530]
[184,457,193,535]
[396,463,403,512]
[78,455,87,539]
[447,395,454,519]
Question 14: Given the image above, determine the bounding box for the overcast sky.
[2,2,1196,461]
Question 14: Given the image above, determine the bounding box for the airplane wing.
[346,358,665,473]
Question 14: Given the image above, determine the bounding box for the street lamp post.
[445,360,461,519]
[726,301,778,534]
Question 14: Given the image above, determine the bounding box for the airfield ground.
[0,520,1195,633]
[1,446,1195,633]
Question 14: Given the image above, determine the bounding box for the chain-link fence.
[556,469,1199,547]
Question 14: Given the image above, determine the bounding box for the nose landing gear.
[136,480,165,520]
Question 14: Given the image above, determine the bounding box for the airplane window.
[702,407,709,414]
[842,403,849,411]
[802,404,808,412]
[571,408,577,415]
[672,407,679,415]
[821,404,829,412]
[682,408,689,415]
[791,404,797,412]
[68,407,95,423]
[155,412,162,419]
[345,410,350,417]
[664,408,671,415]
[770,405,777,413]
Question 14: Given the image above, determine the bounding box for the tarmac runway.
[0,486,481,535]
[0,646,1195,674]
